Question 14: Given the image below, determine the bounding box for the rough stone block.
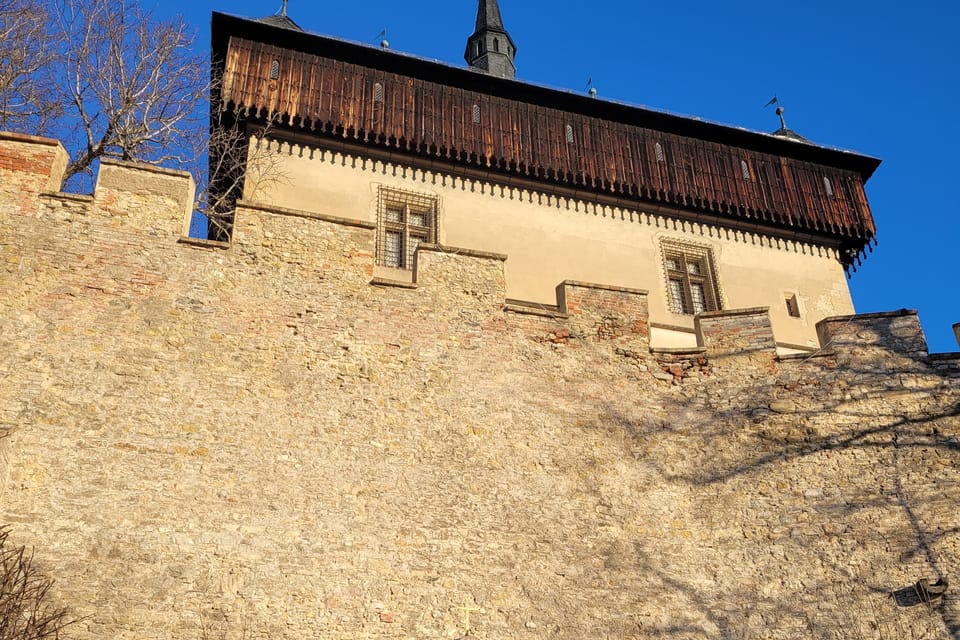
[0,132,69,215]
[414,244,507,306]
[694,307,776,358]
[817,310,928,360]
[95,159,196,235]
[556,280,649,343]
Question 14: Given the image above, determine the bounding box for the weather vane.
[764,96,788,129]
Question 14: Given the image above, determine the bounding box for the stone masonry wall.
[1,133,959,639]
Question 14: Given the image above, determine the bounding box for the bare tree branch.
[0,527,75,640]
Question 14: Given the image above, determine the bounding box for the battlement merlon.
[556,281,650,344]
[95,159,196,237]
[0,132,69,213]
[695,307,776,361]
[817,310,928,366]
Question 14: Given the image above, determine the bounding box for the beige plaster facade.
[249,136,853,351]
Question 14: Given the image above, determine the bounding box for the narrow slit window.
[655,142,665,163]
[473,104,481,125]
[566,124,575,144]
[823,176,834,197]
[270,59,280,80]
[741,160,751,181]
[494,38,500,53]
[374,82,383,103]
[785,294,801,318]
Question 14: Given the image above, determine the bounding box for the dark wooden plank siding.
[222,36,875,243]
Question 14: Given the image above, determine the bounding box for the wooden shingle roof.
[213,13,881,264]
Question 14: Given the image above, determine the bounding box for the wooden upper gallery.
[212,12,881,264]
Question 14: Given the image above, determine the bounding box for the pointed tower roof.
[465,0,517,79]
[475,0,506,32]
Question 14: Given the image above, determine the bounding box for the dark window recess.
[663,243,721,315]
[785,294,801,318]
[377,188,438,270]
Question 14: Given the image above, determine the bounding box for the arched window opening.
[740,160,751,181]
[655,142,665,163]
[823,176,834,197]
[566,124,575,144]
[270,59,280,80]
[473,104,481,125]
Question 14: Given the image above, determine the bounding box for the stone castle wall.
[1,131,959,639]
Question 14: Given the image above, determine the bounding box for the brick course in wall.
[1,132,958,639]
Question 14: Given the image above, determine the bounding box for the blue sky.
[168,0,958,352]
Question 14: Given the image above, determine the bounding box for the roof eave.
[211,12,881,182]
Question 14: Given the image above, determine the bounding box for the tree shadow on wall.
[598,350,960,639]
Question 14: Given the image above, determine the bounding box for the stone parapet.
[817,310,928,364]
[0,131,69,215]
[94,159,196,237]
[556,281,649,344]
[694,307,776,360]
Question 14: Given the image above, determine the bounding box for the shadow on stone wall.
[598,345,959,639]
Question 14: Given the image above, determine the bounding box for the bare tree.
[201,101,287,240]
[0,0,59,132]
[0,0,208,188]
[0,527,74,640]
[1,0,284,236]
[49,0,208,185]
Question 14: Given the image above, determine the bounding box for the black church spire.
[465,0,517,80]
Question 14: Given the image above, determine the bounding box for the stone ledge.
[40,192,94,204]
[819,309,918,324]
[776,341,818,353]
[0,131,63,147]
[99,158,194,180]
[650,322,695,334]
[778,350,836,362]
[650,347,706,355]
[928,353,960,363]
[503,302,568,319]
[417,244,508,262]
[697,306,770,319]
[559,280,648,296]
[178,236,232,250]
[371,277,418,290]
[237,200,377,229]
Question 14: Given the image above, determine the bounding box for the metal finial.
[776,106,788,130]
[280,0,288,17]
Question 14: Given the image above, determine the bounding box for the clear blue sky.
[166,0,959,352]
